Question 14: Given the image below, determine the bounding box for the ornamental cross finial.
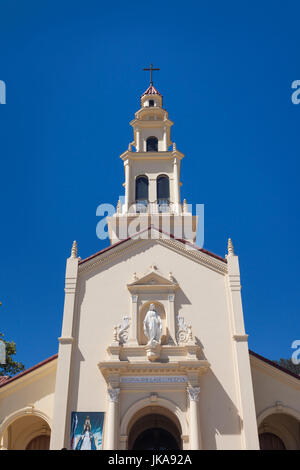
[143,63,160,86]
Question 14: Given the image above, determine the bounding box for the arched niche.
[0,412,51,450]
[138,301,167,345]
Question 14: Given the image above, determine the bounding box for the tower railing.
[129,200,182,215]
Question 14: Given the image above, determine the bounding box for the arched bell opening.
[135,175,149,213]
[146,136,158,152]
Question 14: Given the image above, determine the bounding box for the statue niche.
[139,302,166,361]
[139,302,166,346]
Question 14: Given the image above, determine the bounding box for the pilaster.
[187,386,201,450]
[105,387,120,450]
[226,243,259,450]
[50,250,79,450]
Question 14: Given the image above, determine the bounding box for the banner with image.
[70,412,105,450]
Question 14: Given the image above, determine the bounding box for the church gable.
[78,227,227,278]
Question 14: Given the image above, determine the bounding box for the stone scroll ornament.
[117,316,130,345]
[176,316,192,344]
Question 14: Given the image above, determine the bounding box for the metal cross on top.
[143,63,160,86]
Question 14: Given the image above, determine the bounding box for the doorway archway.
[128,408,182,450]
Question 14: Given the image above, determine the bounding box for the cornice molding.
[78,234,227,276]
[233,334,248,342]
[58,336,74,345]
[98,359,210,384]
[127,269,179,293]
[119,150,184,162]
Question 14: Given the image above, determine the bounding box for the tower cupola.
[107,68,198,245]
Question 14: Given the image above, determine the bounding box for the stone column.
[124,160,130,212]
[135,127,141,152]
[168,294,176,342]
[106,388,120,450]
[173,157,180,214]
[163,126,168,151]
[128,295,138,346]
[188,386,201,450]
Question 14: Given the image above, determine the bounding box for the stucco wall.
[0,361,56,448]
[250,356,300,422]
[67,239,242,449]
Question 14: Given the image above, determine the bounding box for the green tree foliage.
[274,358,300,376]
[0,332,25,377]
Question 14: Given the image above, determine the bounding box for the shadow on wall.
[199,369,242,449]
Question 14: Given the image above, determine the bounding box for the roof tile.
[141,85,162,97]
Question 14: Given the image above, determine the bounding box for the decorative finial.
[117,200,121,214]
[128,143,132,151]
[227,238,234,256]
[71,240,77,258]
[172,142,176,151]
[183,199,188,213]
[133,272,138,281]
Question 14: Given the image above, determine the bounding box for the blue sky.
[0,0,299,369]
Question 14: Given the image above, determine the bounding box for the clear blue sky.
[0,0,299,370]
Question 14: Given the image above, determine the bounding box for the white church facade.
[0,83,299,451]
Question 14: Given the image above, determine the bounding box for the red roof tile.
[0,376,9,385]
[141,85,162,97]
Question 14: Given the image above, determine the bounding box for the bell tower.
[107,72,198,244]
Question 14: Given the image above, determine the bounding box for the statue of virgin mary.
[143,303,162,346]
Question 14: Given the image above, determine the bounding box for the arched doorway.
[258,412,300,449]
[132,427,179,450]
[26,435,50,450]
[259,432,285,450]
[128,409,182,450]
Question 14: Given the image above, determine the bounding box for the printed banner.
[70,412,105,450]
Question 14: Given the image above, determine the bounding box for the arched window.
[146,136,158,152]
[135,175,148,213]
[149,100,154,107]
[157,175,170,212]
